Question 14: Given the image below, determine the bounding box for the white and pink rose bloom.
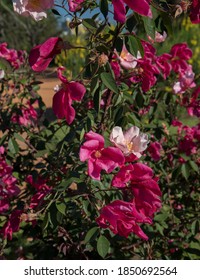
[12,0,54,21]
[110,126,149,159]
[116,45,141,70]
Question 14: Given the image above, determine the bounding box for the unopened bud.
[98,53,108,67]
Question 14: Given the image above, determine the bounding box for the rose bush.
[0,0,199,259]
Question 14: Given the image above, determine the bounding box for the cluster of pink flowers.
[184,86,200,118]
[0,147,21,240]
[26,175,52,209]
[112,41,195,93]
[11,100,38,127]
[148,141,162,162]
[172,120,200,158]
[0,42,25,70]
[0,147,20,214]
[80,127,161,240]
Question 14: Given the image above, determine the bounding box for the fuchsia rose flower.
[190,0,200,23]
[187,86,200,117]
[112,0,152,23]
[110,126,149,158]
[96,200,151,239]
[147,141,162,161]
[26,175,52,209]
[0,42,25,69]
[11,100,38,127]
[29,37,64,72]
[170,43,193,73]
[0,151,20,215]
[68,0,84,12]
[112,163,161,217]
[53,67,86,124]
[80,131,125,180]
[0,210,22,240]
[12,0,54,21]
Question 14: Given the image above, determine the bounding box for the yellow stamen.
[95,151,102,158]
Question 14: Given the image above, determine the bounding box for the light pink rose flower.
[116,45,141,70]
[110,126,149,158]
[148,31,167,44]
[12,0,54,21]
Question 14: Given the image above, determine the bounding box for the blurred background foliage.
[0,0,61,51]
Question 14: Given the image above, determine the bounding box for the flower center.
[95,150,102,158]
[126,141,134,152]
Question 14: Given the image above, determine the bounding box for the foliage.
[0,0,199,260]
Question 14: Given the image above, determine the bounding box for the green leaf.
[8,138,19,154]
[0,58,12,72]
[56,202,66,216]
[97,235,110,258]
[189,161,199,173]
[191,220,199,235]
[82,19,97,30]
[125,36,138,57]
[84,227,99,244]
[14,132,25,143]
[181,163,190,181]
[100,72,119,94]
[115,37,123,53]
[142,16,155,39]
[93,88,101,114]
[100,0,108,19]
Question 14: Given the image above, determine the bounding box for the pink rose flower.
[112,163,161,217]
[53,67,86,124]
[68,0,84,12]
[80,131,125,180]
[96,200,151,239]
[1,210,22,240]
[12,0,54,21]
[110,126,149,158]
[116,45,140,70]
[29,37,64,72]
[112,0,152,23]
[190,0,200,23]
[148,142,162,161]
[173,65,196,94]
[148,31,167,44]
